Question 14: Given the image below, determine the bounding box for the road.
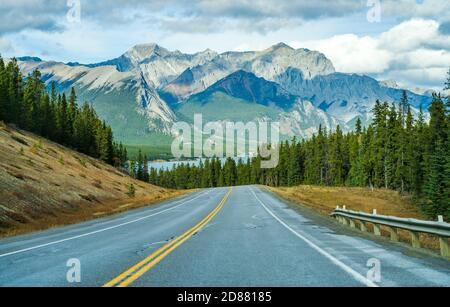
[0,186,449,287]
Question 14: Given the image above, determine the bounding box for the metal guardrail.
[331,206,450,258]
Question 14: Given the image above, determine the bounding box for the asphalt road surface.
[0,186,449,287]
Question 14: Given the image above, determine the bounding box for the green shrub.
[126,183,136,198]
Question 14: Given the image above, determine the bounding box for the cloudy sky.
[0,0,449,89]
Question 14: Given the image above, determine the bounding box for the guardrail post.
[342,217,349,226]
[409,231,421,248]
[439,237,449,258]
[359,220,367,232]
[373,223,381,236]
[349,219,356,228]
[437,216,449,257]
[371,209,381,236]
[386,226,398,242]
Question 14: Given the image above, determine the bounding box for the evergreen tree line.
[143,88,449,219]
[0,57,127,166]
[130,150,150,182]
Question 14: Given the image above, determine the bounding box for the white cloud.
[397,49,450,69]
[291,34,392,74]
[379,19,450,51]
[0,0,366,34]
[291,18,450,89]
[383,67,448,89]
[1,0,450,36]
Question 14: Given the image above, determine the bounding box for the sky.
[0,0,449,90]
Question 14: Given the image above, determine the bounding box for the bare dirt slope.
[0,122,186,236]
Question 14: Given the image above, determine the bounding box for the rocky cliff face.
[161,43,335,101]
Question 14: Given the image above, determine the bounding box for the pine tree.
[355,117,362,135]
[329,125,344,186]
[57,93,69,144]
[4,59,23,125]
[201,159,211,188]
[403,104,415,192]
[363,126,376,188]
[129,160,137,178]
[40,93,55,139]
[20,71,37,132]
[385,103,401,189]
[372,100,389,188]
[411,105,426,196]
[215,158,223,187]
[424,94,448,217]
[396,91,410,193]
[149,167,158,185]
[287,138,303,186]
[444,67,450,91]
[97,122,114,164]
[0,56,6,121]
[347,131,365,186]
[67,87,77,142]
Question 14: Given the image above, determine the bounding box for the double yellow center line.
[103,188,233,287]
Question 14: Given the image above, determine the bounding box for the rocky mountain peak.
[380,79,400,89]
[197,48,217,56]
[126,43,169,61]
[266,42,294,52]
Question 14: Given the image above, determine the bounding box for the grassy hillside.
[0,122,187,237]
[268,185,425,218]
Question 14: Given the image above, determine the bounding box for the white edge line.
[0,189,212,258]
[249,187,379,288]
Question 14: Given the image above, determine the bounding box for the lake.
[148,156,252,171]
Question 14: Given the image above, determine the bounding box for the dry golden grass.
[268,185,442,251]
[0,123,190,237]
[268,185,424,218]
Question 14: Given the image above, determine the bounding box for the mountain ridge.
[12,42,433,145]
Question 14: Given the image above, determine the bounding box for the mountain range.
[15,43,433,145]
